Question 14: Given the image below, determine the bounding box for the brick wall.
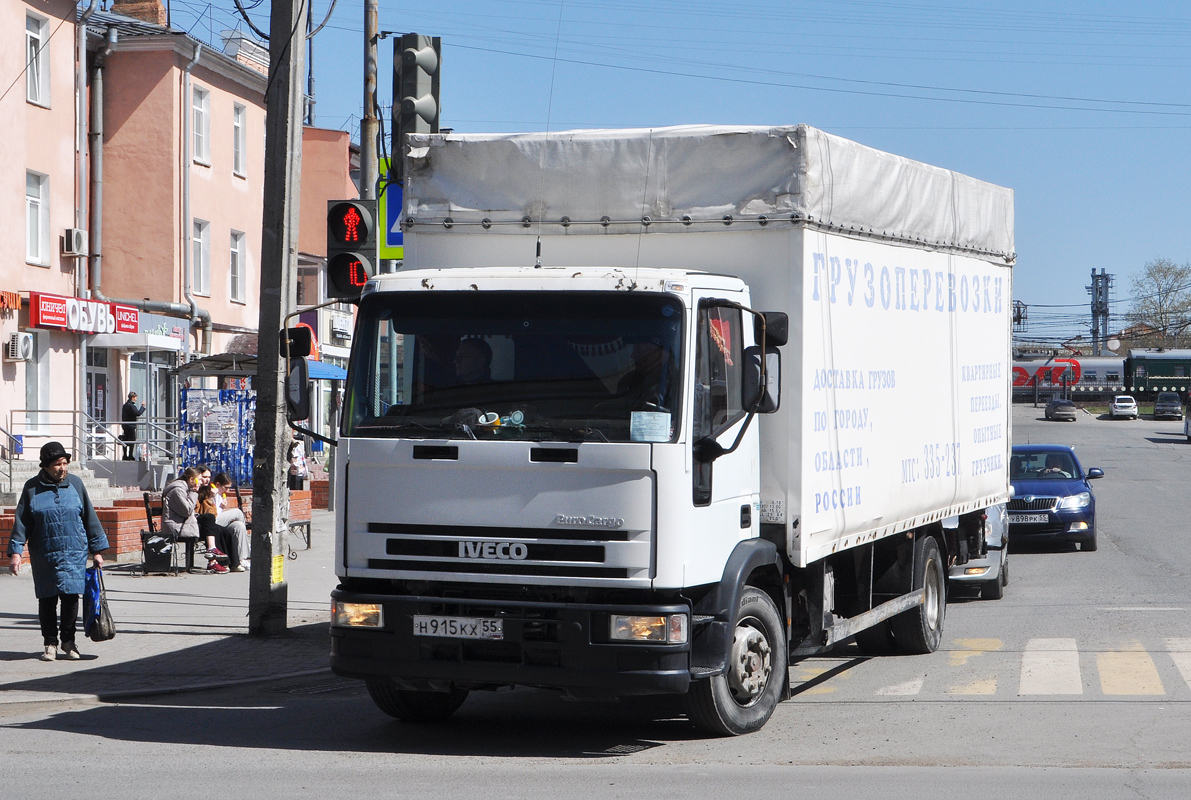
[311,479,329,510]
[1,489,311,561]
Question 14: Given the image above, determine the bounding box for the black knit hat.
[39,441,71,468]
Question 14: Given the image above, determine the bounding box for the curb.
[0,667,334,708]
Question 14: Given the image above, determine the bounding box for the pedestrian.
[120,391,146,460]
[288,438,308,490]
[6,442,109,661]
[197,483,243,572]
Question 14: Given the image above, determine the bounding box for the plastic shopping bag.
[83,566,116,642]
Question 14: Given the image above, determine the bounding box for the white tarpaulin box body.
[401,125,1014,568]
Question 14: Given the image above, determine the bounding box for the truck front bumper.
[330,588,692,696]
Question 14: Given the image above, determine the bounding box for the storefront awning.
[307,360,348,380]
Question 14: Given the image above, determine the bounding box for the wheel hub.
[727,621,772,703]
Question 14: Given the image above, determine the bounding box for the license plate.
[412,615,504,640]
[1010,513,1050,524]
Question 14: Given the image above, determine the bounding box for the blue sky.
[171,0,1191,345]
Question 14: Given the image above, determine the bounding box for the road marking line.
[1097,642,1164,695]
[875,677,923,696]
[1166,639,1191,690]
[949,638,1003,667]
[1097,607,1185,612]
[946,677,997,695]
[1019,638,1082,695]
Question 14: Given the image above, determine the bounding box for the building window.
[229,230,246,303]
[26,171,49,265]
[26,15,49,106]
[193,86,211,164]
[192,219,210,296]
[233,103,246,176]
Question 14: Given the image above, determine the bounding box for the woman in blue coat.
[6,442,108,661]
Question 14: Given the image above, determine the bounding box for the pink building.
[1,0,358,474]
[1,0,268,466]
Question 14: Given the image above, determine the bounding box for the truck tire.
[891,536,945,654]
[686,587,786,736]
[365,679,469,723]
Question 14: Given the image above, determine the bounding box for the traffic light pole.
[360,0,379,201]
[251,0,307,635]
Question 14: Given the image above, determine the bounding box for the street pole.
[360,0,378,201]
[250,0,307,635]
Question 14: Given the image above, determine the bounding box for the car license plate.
[412,615,504,640]
[1010,513,1049,524]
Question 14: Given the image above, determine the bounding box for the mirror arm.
[287,421,337,447]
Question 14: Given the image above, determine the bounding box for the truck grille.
[362,522,649,581]
[1008,497,1058,511]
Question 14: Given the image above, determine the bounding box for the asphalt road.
[5,403,1191,798]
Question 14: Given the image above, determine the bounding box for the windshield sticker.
[710,317,734,366]
[630,411,671,442]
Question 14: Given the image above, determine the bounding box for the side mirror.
[754,312,789,348]
[742,346,781,413]
[1086,467,1104,479]
[286,357,310,421]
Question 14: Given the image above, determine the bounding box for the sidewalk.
[0,510,339,705]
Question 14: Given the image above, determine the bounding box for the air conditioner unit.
[61,228,88,257]
[4,332,34,362]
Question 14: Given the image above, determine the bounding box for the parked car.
[1008,445,1104,551]
[1044,398,1077,421]
[1110,395,1138,419]
[1153,391,1183,420]
[947,502,1008,599]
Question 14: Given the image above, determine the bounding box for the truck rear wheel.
[686,587,786,736]
[890,536,945,654]
[365,679,469,723]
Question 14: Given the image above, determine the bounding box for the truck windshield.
[344,291,684,443]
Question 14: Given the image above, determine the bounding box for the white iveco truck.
[325,125,1014,735]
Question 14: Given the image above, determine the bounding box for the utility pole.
[360,0,379,200]
[250,0,306,635]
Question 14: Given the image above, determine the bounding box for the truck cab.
[331,266,787,731]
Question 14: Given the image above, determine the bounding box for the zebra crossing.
[790,638,1191,699]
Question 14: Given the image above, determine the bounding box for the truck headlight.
[610,614,688,644]
[1058,492,1091,510]
[333,601,384,628]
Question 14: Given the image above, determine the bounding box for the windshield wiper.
[355,420,463,439]
[517,424,610,443]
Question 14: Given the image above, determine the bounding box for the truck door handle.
[740,504,752,528]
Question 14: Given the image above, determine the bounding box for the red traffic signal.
[327,253,371,296]
[327,200,377,299]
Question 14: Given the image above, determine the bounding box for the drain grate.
[270,679,361,695]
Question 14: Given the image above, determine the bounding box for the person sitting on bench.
[162,467,227,574]
[211,473,249,568]
[197,482,244,573]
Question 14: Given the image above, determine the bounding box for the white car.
[1110,395,1138,419]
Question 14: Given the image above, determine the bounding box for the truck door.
[690,295,760,542]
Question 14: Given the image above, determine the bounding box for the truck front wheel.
[686,587,786,736]
[365,679,469,723]
[891,535,946,654]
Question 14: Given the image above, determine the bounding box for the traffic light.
[392,33,441,182]
[326,199,377,299]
